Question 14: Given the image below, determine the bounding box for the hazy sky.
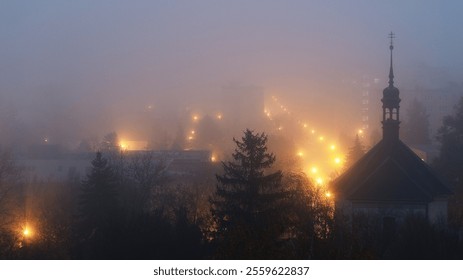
[1,0,463,144]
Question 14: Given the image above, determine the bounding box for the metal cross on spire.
[388,32,395,86]
[388,32,395,50]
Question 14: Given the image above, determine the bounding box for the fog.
[1,0,463,153]
[2,1,463,262]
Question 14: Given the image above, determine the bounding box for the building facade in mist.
[333,37,452,230]
[359,75,381,137]
[407,85,463,143]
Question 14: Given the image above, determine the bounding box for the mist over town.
[1,1,463,260]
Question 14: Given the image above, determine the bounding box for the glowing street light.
[119,142,128,150]
[22,224,34,239]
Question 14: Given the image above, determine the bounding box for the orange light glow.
[116,140,148,151]
[22,224,34,239]
[325,191,332,198]
[262,95,349,182]
[119,142,128,150]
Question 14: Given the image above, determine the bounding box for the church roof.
[333,33,452,203]
[333,139,452,203]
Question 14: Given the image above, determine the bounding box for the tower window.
[392,108,398,120]
[385,108,392,119]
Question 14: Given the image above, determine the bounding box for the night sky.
[1,0,462,142]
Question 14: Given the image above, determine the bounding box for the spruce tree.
[79,152,120,235]
[433,97,463,227]
[211,129,287,259]
[434,97,463,184]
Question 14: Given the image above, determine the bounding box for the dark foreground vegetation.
[1,118,463,259]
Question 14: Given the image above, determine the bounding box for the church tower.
[382,32,401,141]
[332,33,452,229]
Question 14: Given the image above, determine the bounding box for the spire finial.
[388,32,395,86]
[388,32,395,48]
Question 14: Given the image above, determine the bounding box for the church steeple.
[388,32,395,87]
[381,32,401,141]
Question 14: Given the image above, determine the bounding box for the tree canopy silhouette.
[211,129,289,259]
[433,97,463,227]
[434,97,463,184]
[100,132,120,153]
[344,134,366,170]
[77,152,122,259]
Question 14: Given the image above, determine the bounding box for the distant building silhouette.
[332,34,452,229]
[406,85,463,144]
[359,75,382,138]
